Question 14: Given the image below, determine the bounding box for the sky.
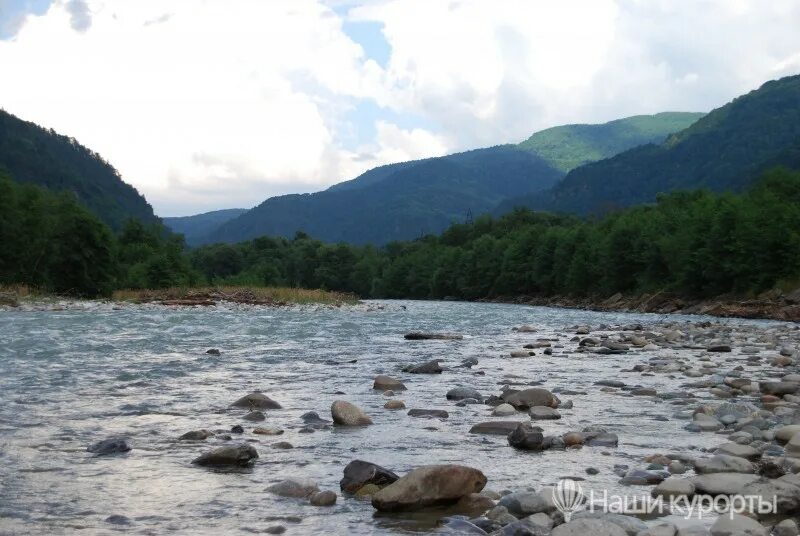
[1,0,800,216]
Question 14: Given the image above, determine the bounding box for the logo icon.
[552,479,585,521]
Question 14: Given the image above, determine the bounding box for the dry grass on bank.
[112,286,359,306]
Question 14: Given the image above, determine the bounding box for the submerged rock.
[502,387,559,409]
[404,332,463,340]
[230,392,282,410]
[403,359,443,374]
[529,406,561,420]
[179,430,214,441]
[87,437,131,456]
[469,421,524,436]
[446,386,483,401]
[371,464,487,511]
[384,399,405,410]
[373,375,407,391]
[408,409,449,419]
[192,444,258,467]
[266,478,319,498]
[331,401,372,426]
[309,490,337,506]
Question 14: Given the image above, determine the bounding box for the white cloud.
[1,0,800,215]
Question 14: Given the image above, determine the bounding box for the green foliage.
[190,169,800,300]
[517,112,704,173]
[0,109,158,230]
[0,177,196,296]
[0,176,116,296]
[506,74,800,216]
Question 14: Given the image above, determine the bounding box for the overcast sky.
[1,0,800,216]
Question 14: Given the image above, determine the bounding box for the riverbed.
[0,300,795,535]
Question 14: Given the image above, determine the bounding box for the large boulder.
[694,454,755,474]
[497,491,553,517]
[741,474,800,514]
[503,388,560,409]
[373,375,407,391]
[652,477,696,499]
[710,513,768,536]
[230,392,282,410]
[690,473,760,496]
[775,425,800,443]
[371,465,487,511]
[760,381,799,396]
[716,443,761,461]
[340,460,400,493]
[331,400,372,426]
[192,444,258,467]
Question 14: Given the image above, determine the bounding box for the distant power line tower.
[465,208,474,225]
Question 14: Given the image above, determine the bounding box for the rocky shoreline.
[488,289,800,323]
[77,319,800,536]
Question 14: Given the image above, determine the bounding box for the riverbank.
[489,289,800,322]
[0,285,359,308]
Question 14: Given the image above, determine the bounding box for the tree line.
[192,168,800,300]
[2,168,799,299]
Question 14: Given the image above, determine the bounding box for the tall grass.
[112,286,359,305]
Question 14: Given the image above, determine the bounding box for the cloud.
[0,0,799,216]
[64,0,90,31]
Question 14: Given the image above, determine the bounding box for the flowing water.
[0,300,787,535]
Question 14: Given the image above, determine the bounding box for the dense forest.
[191,168,800,301]
[0,175,195,297]
[503,75,800,215]
[0,110,158,231]
[3,169,799,301]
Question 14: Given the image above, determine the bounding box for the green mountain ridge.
[517,112,705,172]
[163,209,248,246]
[202,112,702,245]
[0,109,158,230]
[498,75,800,215]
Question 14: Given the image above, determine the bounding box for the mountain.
[498,75,800,216]
[517,112,705,173]
[163,208,248,246]
[208,145,562,245]
[204,112,702,245]
[0,109,157,230]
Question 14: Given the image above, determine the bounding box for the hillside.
[499,75,800,215]
[0,109,157,230]
[517,112,704,172]
[207,145,563,245]
[203,113,700,245]
[163,209,248,246]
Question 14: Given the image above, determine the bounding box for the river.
[0,300,789,535]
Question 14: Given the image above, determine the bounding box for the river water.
[0,300,787,535]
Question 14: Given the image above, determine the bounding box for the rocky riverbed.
[1,300,799,535]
